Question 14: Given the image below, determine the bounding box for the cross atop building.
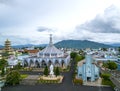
[49,34,53,46]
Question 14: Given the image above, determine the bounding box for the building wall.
[22,55,70,68]
[77,55,99,81]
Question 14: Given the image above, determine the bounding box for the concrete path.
[20,75,39,85]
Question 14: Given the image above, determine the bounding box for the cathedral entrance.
[55,60,59,67]
[48,60,52,67]
[30,60,34,67]
[87,77,91,81]
[24,60,28,67]
[41,60,47,68]
[35,60,40,68]
[61,60,65,67]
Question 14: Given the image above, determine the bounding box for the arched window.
[30,59,34,67]
[48,60,52,66]
[55,60,59,67]
[41,60,47,68]
[35,60,40,68]
[61,60,65,67]
[24,59,28,67]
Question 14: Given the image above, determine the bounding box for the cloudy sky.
[0,0,120,45]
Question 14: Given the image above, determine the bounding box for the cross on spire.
[49,34,53,46]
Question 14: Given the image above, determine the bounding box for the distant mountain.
[12,44,34,48]
[0,40,114,49]
[109,43,120,47]
[12,44,47,49]
[0,44,47,49]
[55,40,113,49]
[0,45,3,49]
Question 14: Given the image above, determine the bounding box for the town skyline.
[0,0,120,45]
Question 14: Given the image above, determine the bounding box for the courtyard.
[2,61,114,91]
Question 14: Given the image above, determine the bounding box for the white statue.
[49,64,54,76]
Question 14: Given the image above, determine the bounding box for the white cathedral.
[22,35,70,68]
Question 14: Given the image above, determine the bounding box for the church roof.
[40,45,63,54]
[39,34,63,55]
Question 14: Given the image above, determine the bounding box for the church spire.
[49,34,53,46]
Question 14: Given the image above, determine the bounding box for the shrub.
[73,78,83,85]
[101,73,115,88]
[101,73,110,80]
[102,79,115,88]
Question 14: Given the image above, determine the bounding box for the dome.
[39,34,63,58]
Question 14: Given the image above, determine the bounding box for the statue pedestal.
[49,74,55,78]
[40,75,63,83]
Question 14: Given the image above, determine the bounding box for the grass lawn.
[20,74,28,79]
[102,78,115,88]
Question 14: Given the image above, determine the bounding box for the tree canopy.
[54,67,60,76]
[6,70,21,85]
[103,61,117,70]
[43,66,49,76]
[70,52,77,59]
[0,58,8,76]
[0,58,7,69]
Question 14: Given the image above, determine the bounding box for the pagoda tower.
[4,39,12,54]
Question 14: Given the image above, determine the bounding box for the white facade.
[7,55,19,68]
[22,35,70,68]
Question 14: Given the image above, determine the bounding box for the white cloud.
[72,5,120,44]
[0,0,120,45]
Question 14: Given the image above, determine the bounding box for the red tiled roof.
[25,49,39,53]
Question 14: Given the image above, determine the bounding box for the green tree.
[44,66,49,76]
[14,62,21,70]
[108,61,117,70]
[54,67,60,77]
[6,70,20,85]
[79,49,85,55]
[1,67,5,76]
[118,47,120,53]
[2,52,9,58]
[0,58,8,76]
[103,61,117,70]
[103,62,109,68]
[102,48,107,51]
[70,52,77,59]
[0,58,7,69]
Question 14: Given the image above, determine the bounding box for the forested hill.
[55,40,112,49]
